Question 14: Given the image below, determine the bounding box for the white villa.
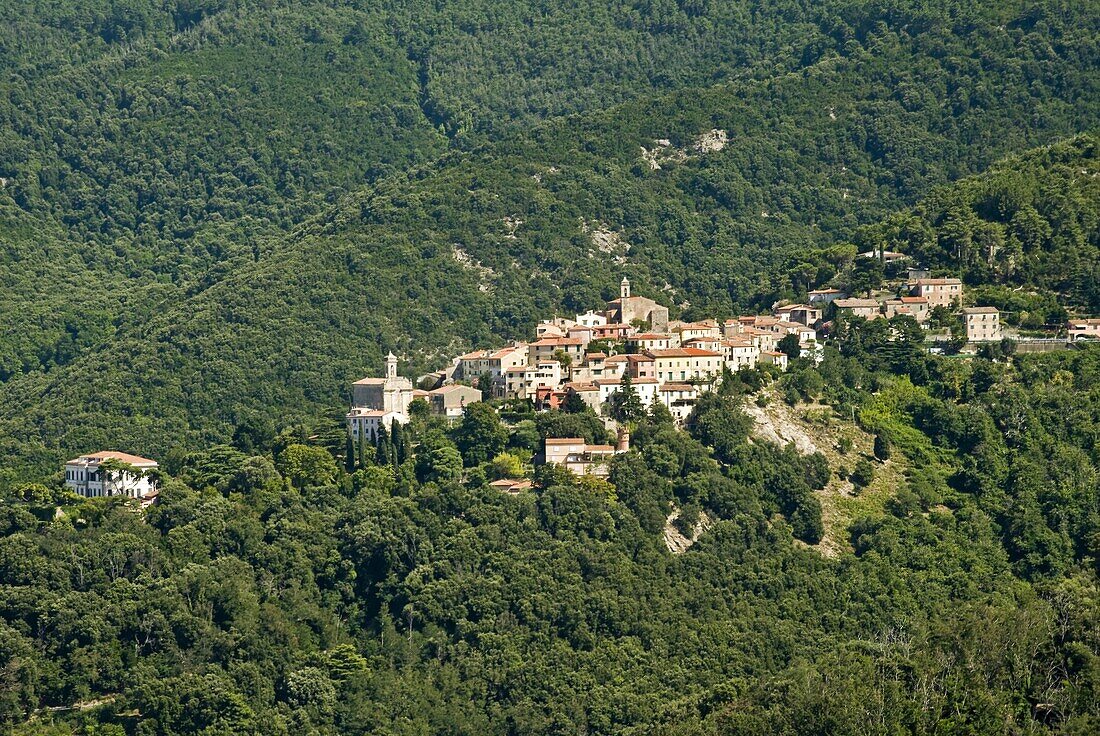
[64,451,159,499]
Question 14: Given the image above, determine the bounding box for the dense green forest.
[1,0,1099,732]
[0,0,1098,480]
[2,336,1099,734]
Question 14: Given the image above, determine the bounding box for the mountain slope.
[1,3,1097,482]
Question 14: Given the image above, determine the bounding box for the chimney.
[616,426,630,453]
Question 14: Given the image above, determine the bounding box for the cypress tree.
[391,420,407,464]
[345,432,356,473]
[376,423,391,466]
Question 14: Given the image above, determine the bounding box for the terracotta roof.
[352,377,387,385]
[68,450,158,467]
[489,345,526,359]
[430,384,481,394]
[900,296,928,304]
[631,333,671,340]
[531,337,583,347]
[546,437,585,445]
[963,306,999,314]
[808,288,845,294]
[659,383,696,392]
[585,352,607,359]
[346,409,390,417]
[564,382,599,392]
[645,348,723,358]
[594,377,658,385]
[914,277,962,285]
[835,298,880,309]
[489,478,532,490]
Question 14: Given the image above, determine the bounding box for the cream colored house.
[674,320,722,342]
[776,304,823,326]
[505,361,563,400]
[963,307,1002,342]
[646,348,723,385]
[739,326,778,353]
[910,277,962,308]
[542,438,618,478]
[834,298,882,320]
[628,333,677,351]
[458,343,529,382]
[530,337,585,366]
[427,384,483,418]
[1068,318,1100,341]
[595,376,658,408]
[761,351,789,370]
[657,383,700,424]
[721,339,759,370]
[563,382,602,412]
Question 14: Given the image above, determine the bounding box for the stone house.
[910,277,963,309]
[1068,318,1100,341]
[963,307,1002,342]
[646,348,723,385]
[427,384,483,418]
[834,298,882,320]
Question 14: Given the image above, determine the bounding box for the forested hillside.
[854,134,1100,311]
[2,1,1100,733]
[2,329,1098,734]
[0,0,1097,481]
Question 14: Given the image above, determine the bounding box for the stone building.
[963,307,1002,342]
[605,278,669,332]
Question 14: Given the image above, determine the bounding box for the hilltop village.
[343,272,1031,477]
[62,272,1097,497]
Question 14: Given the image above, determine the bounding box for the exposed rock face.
[693,128,728,153]
[451,245,495,292]
[663,508,713,554]
[640,129,728,169]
